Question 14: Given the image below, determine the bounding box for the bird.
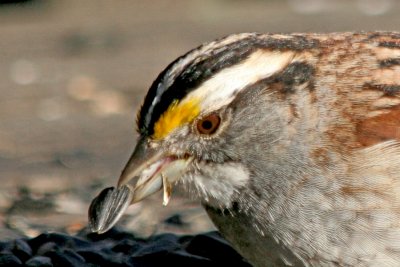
[88,32,400,267]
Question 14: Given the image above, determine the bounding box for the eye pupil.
[197,114,221,135]
[201,120,213,130]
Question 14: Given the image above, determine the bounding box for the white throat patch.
[185,162,250,208]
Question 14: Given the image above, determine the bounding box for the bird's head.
[89,33,316,233]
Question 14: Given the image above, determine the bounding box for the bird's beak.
[118,137,189,205]
[88,137,190,233]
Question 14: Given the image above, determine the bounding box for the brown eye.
[197,114,221,135]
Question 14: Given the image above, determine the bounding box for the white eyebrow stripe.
[184,49,295,112]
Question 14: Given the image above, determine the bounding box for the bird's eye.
[197,114,221,135]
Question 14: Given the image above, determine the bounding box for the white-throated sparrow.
[89,32,400,266]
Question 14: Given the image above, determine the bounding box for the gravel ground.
[0,0,399,265]
[0,228,252,266]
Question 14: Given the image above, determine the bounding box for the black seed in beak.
[88,185,133,234]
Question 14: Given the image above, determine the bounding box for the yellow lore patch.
[153,98,200,139]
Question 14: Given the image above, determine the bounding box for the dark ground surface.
[0,228,252,267]
[0,0,399,265]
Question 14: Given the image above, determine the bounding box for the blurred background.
[0,0,399,240]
